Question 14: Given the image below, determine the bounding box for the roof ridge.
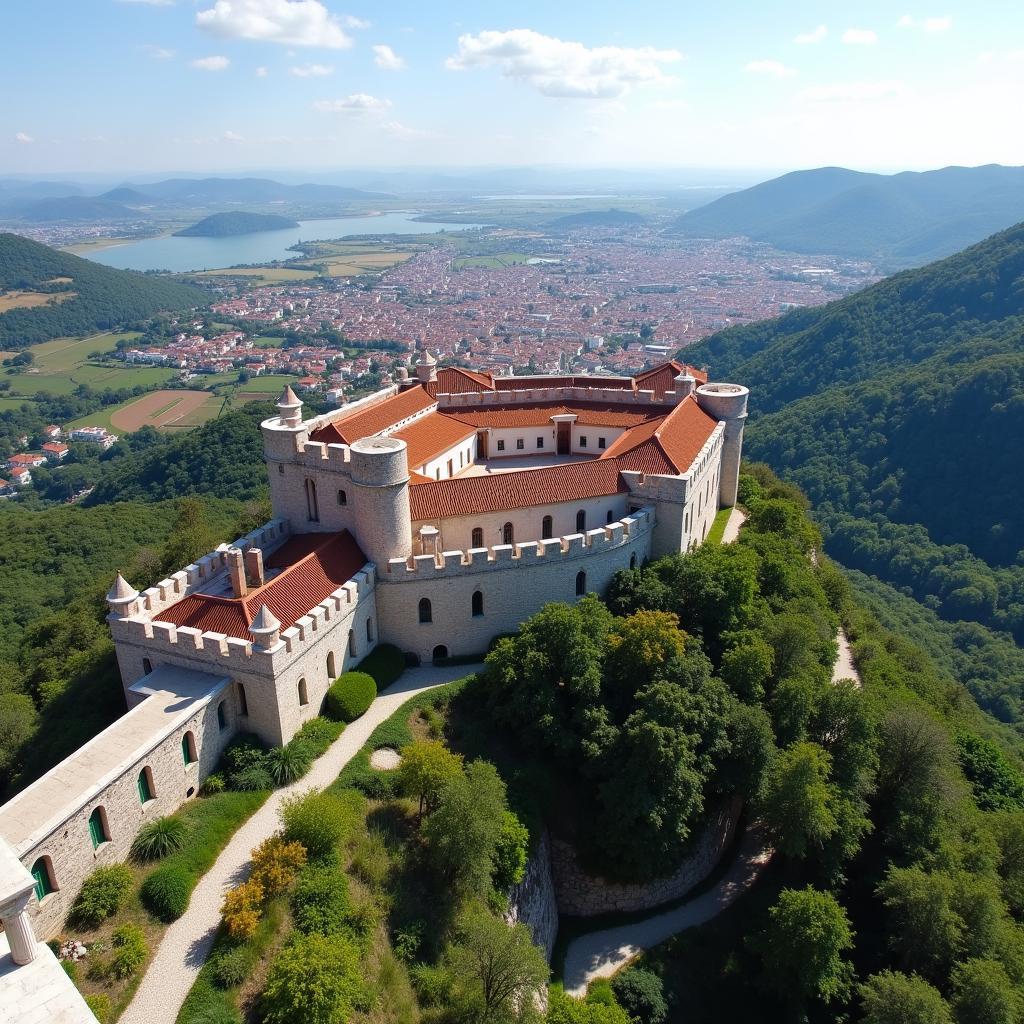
[239,532,343,622]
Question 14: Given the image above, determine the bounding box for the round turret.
[349,436,413,564]
[695,383,749,508]
[276,385,304,427]
[106,573,139,618]
[414,349,437,384]
[249,603,282,650]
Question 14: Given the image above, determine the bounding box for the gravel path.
[121,662,479,1024]
[721,506,747,544]
[562,827,772,996]
[832,628,862,688]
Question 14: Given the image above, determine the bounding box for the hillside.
[0,233,207,346]
[116,176,391,204]
[671,163,1024,265]
[548,208,645,229]
[175,211,299,237]
[12,195,140,223]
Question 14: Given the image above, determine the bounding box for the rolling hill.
[175,211,299,237]
[113,177,391,205]
[548,208,645,229]
[0,195,141,223]
[671,164,1024,265]
[0,233,208,347]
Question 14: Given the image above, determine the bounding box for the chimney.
[244,547,265,589]
[227,547,247,598]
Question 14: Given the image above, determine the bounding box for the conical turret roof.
[277,384,302,408]
[106,572,138,603]
[250,603,281,633]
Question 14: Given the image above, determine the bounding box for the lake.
[87,213,486,273]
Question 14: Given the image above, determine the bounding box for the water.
[87,213,486,273]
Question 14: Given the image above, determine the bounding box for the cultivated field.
[0,290,76,312]
[109,390,215,431]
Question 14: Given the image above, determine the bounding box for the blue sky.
[2,0,1024,176]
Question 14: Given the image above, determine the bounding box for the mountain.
[548,208,646,229]
[99,186,152,205]
[116,177,391,205]
[0,233,207,347]
[671,164,1024,266]
[175,211,299,237]
[3,195,141,223]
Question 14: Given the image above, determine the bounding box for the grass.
[0,290,77,312]
[706,507,733,546]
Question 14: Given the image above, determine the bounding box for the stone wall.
[550,797,743,917]
[506,830,558,963]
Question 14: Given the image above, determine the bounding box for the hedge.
[356,643,405,688]
[141,863,192,922]
[325,672,376,723]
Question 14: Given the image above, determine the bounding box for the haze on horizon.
[2,0,1024,177]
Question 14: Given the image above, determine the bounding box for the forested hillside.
[0,233,207,346]
[175,211,298,237]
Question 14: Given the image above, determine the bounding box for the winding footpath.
[121,662,479,1024]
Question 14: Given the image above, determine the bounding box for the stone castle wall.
[506,830,558,963]
[550,797,744,917]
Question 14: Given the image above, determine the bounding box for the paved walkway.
[563,827,772,996]
[832,628,862,688]
[122,663,478,1024]
[721,506,747,544]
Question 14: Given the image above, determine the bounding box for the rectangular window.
[536,436,544,449]
[497,439,505,451]
[88,813,105,850]
[516,438,525,450]
[598,437,606,449]
[579,436,588,448]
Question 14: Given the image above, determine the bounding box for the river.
[86,213,486,273]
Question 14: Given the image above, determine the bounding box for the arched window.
[327,651,336,679]
[541,515,553,540]
[337,489,347,507]
[366,617,374,642]
[502,522,514,545]
[305,478,319,522]
[88,807,109,849]
[348,629,356,657]
[298,678,309,706]
[630,553,638,570]
[237,683,248,717]
[142,657,152,675]
[182,731,197,765]
[137,767,154,804]
[432,644,448,662]
[471,527,484,548]
[575,510,586,533]
[472,590,484,617]
[575,571,586,597]
[217,701,227,731]
[418,598,432,624]
[31,857,55,901]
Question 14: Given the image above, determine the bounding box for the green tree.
[859,971,953,1024]
[397,738,465,819]
[443,904,549,1024]
[753,886,854,1009]
[492,811,530,892]
[261,932,365,1024]
[758,741,838,859]
[546,990,631,1024]
[950,958,1020,1024]
[160,497,217,574]
[720,632,774,703]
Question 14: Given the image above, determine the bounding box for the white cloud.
[898,14,952,32]
[341,15,369,29]
[290,63,333,76]
[799,79,905,102]
[312,93,391,113]
[14,132,34,144]
[142,44,175,59]
[842,28,878,45]
[255,65,268,76]
[192,55,230,71]
[445,28,681,99]
[223,130,243,141]
[793,25,827,44]
[196,0,353,49]
[744,59,797,78]
[373,44,405,70]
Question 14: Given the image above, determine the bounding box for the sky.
[2,0,1024,177]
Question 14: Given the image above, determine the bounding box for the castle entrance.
[556,422,570,454]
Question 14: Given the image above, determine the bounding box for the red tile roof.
[425,366,494,397]
[410,459,627,520]
[391,412,476,471]
[492,374,635,391]
[448,402,666,429]
[155,531,367,640]
[310,386,436,445]
[634,360,708,397]
[603,395,719,475]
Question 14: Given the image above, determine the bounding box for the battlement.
[303,383,401,433]
[436,387,670,409]
[292,440,354,472]
[113,565,377,672]
[385,507,653,580]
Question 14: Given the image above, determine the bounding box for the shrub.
[587,980,618,1006]
[611,968,668,1024]
[250,835,307,896]
[324,672,376,723]
[291,864,351,935]
[261,932,366,1024]
[493,810,530,892]
[350,829,390,890]
[222,879,265,941]
[69,865,133,928]
[356,643,405,687]
[231,764,274,792]
[280,790,359,861]
[266,742,314,786]
[211,945,253,989]
[222,734,271,789]
[84,994,111,1023]
[294,717,343,757]
[61,958,79,982]
[108,923,147,979]
[141,863,193,921]
[132,815,189,861]
[201,772,226,795]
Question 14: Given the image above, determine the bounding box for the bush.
[84,993,111,1023]
[291,864,351,935]
[356,643,405,687]
[69,865,133,928]
[324,672,376,723]
[250,835,307,896]
[132,815,189,861]
[222,734,270,789]
[211,945,253,989]
[280,790,360,861]
[141,863,193,921]
[232,765,274,791]
[611,968,668,1024]
[108,923,147,979]
[222,879,265,941]
[294,717,343,757]
[492,810,530,892]
[266,742,314,786]
[350,829,390,890]
[61,958,78,982]
[202,772,226,795]
[261,932,366,1024]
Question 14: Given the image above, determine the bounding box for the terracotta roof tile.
[448,402,666,429]
[634,360,709,397]
[409,459,627,520]
[492,374,635,391]
[425,366,495,397]
[310,386,435,445]
[603,395,719,475]
[391,412,476,471]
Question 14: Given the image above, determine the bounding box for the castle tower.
[261,387,312,513]
[349,436,413,565]
[106,573,139,619]
[249,604,281,650]
[276,385,303,427]
[414,349,437,384]
[695,383,749,508]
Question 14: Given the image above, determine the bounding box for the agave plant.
[266,741,314,786]
[131,815,189,861]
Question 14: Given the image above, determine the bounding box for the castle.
[0,356,748,959]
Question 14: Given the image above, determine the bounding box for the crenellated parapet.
[385,508,653,581]
[436,387,672,409]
